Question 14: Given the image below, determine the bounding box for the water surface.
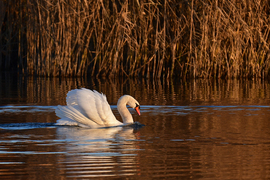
[1,74,270,179]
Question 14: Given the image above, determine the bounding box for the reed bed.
[0,0,270,78]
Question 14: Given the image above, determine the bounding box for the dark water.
[1,73,270,179]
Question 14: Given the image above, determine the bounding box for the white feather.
[56,105,101,128]
[56,119,79,126]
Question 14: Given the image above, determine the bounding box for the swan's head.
[118,95,141,115]
[127,96,141,116]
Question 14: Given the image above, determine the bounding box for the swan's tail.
[55,105,101,128]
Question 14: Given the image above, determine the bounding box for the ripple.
[0,105,269,114]
[0,122,56,130]
[0,105,56,113]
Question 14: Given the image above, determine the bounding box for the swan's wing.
[55,119,79,126]
[66,89,80,106]
[92,90,123,126]
[55,105,101,128]
[73,89,105,126]
[69,88,122,126]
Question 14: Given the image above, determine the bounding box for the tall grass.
[0,0,270,78]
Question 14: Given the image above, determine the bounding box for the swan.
[55,88,141,128]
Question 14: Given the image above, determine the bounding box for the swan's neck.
[117,96,134,124]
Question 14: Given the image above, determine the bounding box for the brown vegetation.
[0,0,270,78]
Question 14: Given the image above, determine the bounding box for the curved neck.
[117,96,134,124]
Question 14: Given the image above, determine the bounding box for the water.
[1,74,270,179]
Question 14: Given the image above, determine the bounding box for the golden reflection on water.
[1,74,270,106]
[136,106,270,179]
[1,74,270,179]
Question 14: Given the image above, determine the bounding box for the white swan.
[55,88,141,128]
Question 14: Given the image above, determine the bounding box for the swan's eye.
[135,103,140,109]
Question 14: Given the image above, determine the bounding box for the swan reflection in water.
[56,126,143,178]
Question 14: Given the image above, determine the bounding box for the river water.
[1,73,270,179]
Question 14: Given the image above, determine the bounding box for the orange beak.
[135,106,141,115]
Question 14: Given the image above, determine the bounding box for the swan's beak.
[135,106,141,115]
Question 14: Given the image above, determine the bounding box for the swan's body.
[55,88,141,128]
